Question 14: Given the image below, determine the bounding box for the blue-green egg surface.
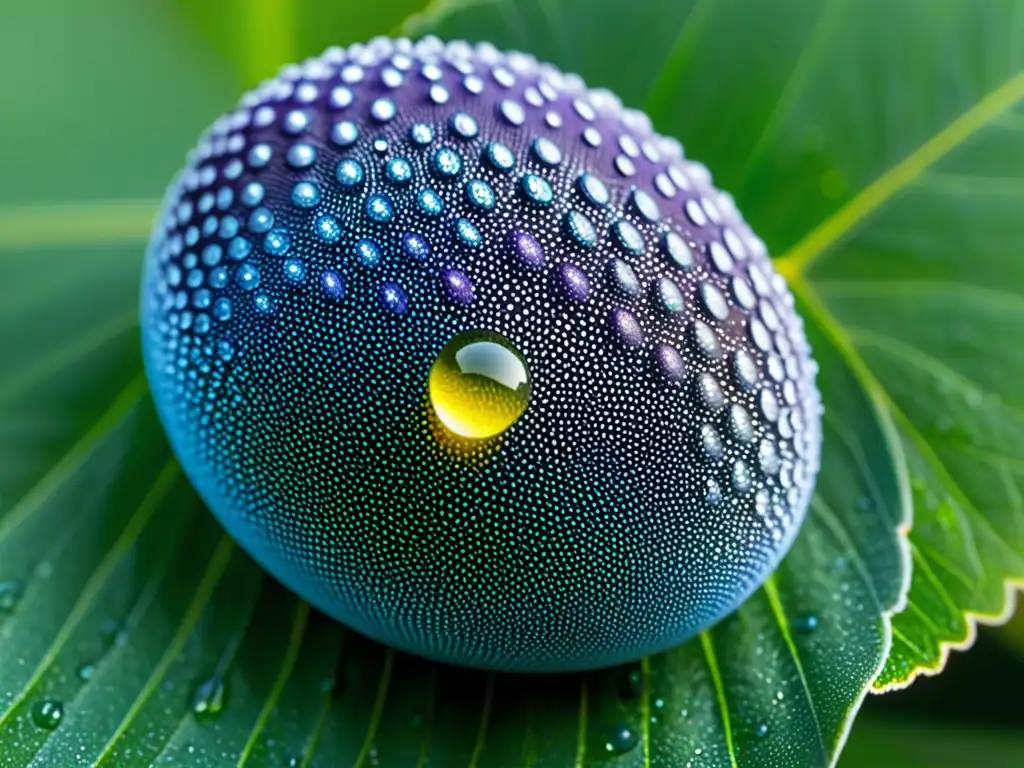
[141,37,822,672]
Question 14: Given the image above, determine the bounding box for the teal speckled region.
[140,37,822,672]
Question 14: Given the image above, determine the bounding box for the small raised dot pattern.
[141,36,822,673]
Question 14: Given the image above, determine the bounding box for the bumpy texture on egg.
[141,37,823,672]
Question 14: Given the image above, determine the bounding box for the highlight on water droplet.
[756,722,769,737]
[191,676,226,718]
[792,614,819,632]
[428,330,531,440]
[604,723,639,754]
[31,699,63,730]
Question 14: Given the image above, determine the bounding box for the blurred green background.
[2,0,1022,765]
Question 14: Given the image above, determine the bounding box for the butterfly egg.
[141,36,823,672]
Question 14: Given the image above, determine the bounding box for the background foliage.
[0,0,1022,766]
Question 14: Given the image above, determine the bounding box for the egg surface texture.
[141,37,823,672]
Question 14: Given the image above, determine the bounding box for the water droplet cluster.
[141,36,822,672]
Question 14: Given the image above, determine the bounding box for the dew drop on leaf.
[0,580,24,613]
[605,723,639,754]
[792,614,819,632]
[191,676,226,717]
[31,699,63,730]
[756,723,769,737]
[76,662,96,682]
[99,618,119,640]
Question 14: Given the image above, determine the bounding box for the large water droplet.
[31,699,63,730]
[605,723,639,754]
[429,330,531,440]
[192,676,226,717]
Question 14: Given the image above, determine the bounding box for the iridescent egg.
[141,37,822,672]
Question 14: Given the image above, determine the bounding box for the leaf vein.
[353,648,395,768]
[300,632,347,768]
[762,576,829,761]
[238,599,311,767]
[0,462,179,728]
[574,676,588,768]
[848,325,1024,425]
[735,0,846,194]
[699,632,738,768]
[468,673,495,768]
[94,535,236,765]
[642,0,717,119]
[0,374,146,545]
[415,666,438,768]
[776,71,1024,277]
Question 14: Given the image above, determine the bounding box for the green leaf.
[1,2,1020,768]
[414,0,1024,694]
[839,719,1024,768]
[176,0,433,86]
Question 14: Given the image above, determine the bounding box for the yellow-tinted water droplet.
[191,676,226,717]
[429,330,531,440]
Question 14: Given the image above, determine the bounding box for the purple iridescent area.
[653,342,686,384]
[379,281,407,313]
[557,262,591,303]
[320,270,344,300]
[510,230,545,268]
[609,307,644,348]
[440,267,475,306]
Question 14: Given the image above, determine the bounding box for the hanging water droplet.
[792,614,819,632]
[605,723,639,754]
[0,580,24,612]
[756,723,769,737]
[31,699,64,730]
[429,330,531,440]
[191,676,226,717]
